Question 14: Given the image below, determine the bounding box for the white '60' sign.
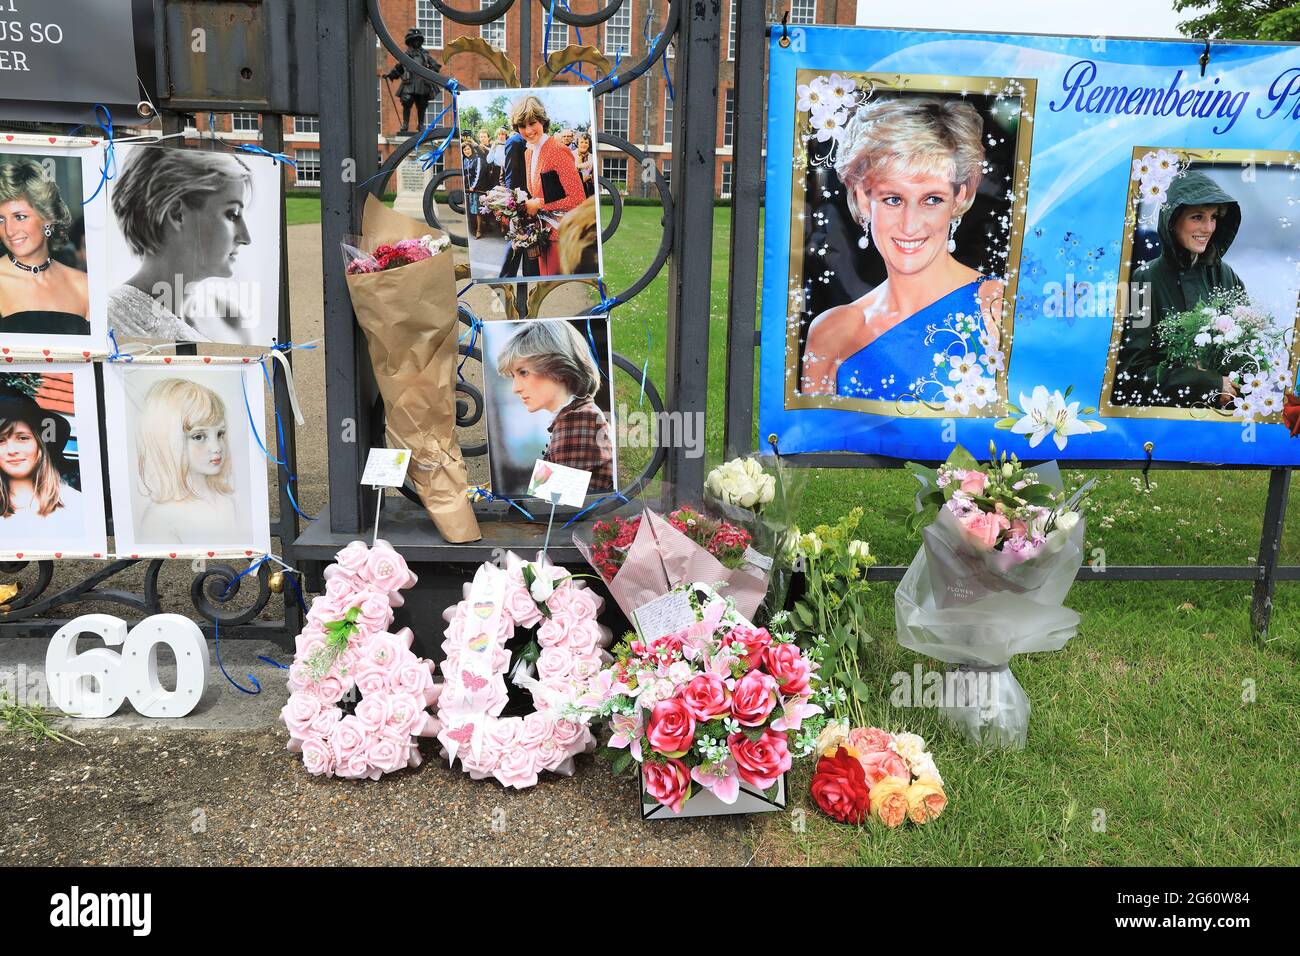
[46,614,210,718]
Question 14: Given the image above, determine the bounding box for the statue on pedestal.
[385,28,442,135]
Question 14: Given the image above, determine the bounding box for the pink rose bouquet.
[281,539,441,781]
[572,585,827,814]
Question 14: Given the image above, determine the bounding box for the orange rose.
[869,776,910,828]
[906,776,947,824]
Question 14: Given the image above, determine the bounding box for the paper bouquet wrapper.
[345,195,480,543]
[575,508,769,623]
[894,516,1086,749]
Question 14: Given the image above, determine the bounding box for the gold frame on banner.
[782,71,1037,419]
[1101,146,1300,423]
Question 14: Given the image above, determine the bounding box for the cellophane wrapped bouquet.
[894,444,1092,748]
[573,500,772,623]
[570,585,832,815]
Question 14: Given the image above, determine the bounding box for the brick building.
[191,1,858,197]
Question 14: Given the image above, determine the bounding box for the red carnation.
[810,746,871,824]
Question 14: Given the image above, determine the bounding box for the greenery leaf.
[994,417,1019,430]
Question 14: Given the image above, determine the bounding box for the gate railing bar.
[663,0,721,501]
[317,0,381,535]
[723,0,765,461]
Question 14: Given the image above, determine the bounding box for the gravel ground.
[0,731,753,866]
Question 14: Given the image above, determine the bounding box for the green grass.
[295,196,1300,864]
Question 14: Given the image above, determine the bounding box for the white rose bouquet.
[704,455,806,624]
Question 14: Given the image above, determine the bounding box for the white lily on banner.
[997,384,1106,451]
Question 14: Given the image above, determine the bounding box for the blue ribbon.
[652,31,675,102]
[456,280,477,298]
[74,105,117,206]
[416,102,457,172]
[259,356,316,521]
[236,143,297,168]
[457,311,481,383]
[563,490,630,529]
[585,314,606,382]
[544,0,594,83]
[471,486,536,521]
[106,329,133,362]
[213,556,271,695]
[242,365,283,467]
[607,48,624,88]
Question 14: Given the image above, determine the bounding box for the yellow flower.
[906,777,948,824]
[870,776,911,828]
[815,718,850,756]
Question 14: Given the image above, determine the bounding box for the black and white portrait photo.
[0,140,108,352]
[103,361,272,558]
[105,144,283,347]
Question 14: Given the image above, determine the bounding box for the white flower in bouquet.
[815,718,850,755]
[890,731,929,769]
[706,457,776,510]
[847,539,872,562]
[1054,510,1080,534]
[800,530,824,558]
[529,572,554,602]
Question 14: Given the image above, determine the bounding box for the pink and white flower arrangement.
[573,586,827,814]
[436,555,614,789]
[906,443,1088,567]
[281,539,441,781]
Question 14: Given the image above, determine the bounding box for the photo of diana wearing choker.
[0,155,90,337]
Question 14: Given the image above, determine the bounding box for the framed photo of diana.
[777,71,1034,419]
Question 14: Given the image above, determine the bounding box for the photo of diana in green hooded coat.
[1114,169,1246,408]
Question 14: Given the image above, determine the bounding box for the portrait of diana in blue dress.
[801,96,1006,408]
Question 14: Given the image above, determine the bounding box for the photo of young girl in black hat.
[0,366,106,558]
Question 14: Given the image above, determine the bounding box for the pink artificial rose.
[730,670,779,726]
[570,656,603,684]
[493,744,539,789]
[552,719,588,753]
[563,623,602,656]
[681,673,731,721]
[858,747,911,788]
[519,711,556,748]
[352,591,395,636]
[487,717,523,750]
[330,716,368,766]
[536,615,570,648]
[532,737,564,773]
[354,694,391,733]
[354,666,389,698]
[646,698,696,756]
[728,729,792,790]
[551,585,598,622]
[386,693,427,738]
[725,626,773,673]
[364,543,415,596]
[360,632,405,674]
[366,733,410,775]
[847,726,893,754]
[281,692,322,738]
[764,643,812,697]
[960,471,989,495]
[300,735,335,776]
[325,541,371,583]
[323,575,356,605]
[957,510,1010,551]
[536,646,575,681]
[506,582,544,628]
[392,658,432,696]
[642,758,692,813]
[312,675,348,706]
[309,706,343,739]
[307,594,349,626]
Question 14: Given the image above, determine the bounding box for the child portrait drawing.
[134,377,244,545]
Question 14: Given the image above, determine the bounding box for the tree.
[1173,1,1300,41]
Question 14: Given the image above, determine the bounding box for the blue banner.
[760,27,1300,463]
